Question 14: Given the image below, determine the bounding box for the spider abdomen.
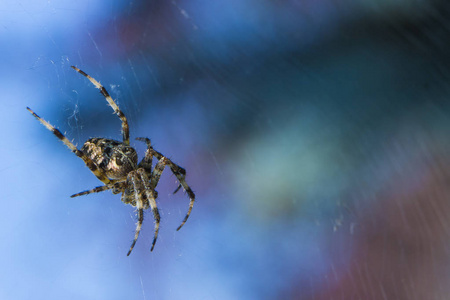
[81,138,138,180]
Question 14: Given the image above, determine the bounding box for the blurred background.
[1,0,450,299]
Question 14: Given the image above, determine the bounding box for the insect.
[27,66,195,256]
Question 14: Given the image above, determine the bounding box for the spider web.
[2,0,450,299]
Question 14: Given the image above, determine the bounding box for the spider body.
[27,66,195,256]
[82,138,138,180]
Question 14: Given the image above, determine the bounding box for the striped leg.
[127,207,144,256]
[149,157,169,189]
[137,169,160,252]
[71,66,130,146]
[126,170,161,255]
[135,138,153,175]
[136,137,181,194]
[148,152,195,231]
[71,182,125,198]
[127,171,145,256]
[71,185,111,198]
[27,107,112,185]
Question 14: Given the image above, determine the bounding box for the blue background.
[1,0,450,299]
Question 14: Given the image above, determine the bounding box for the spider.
[27,66,195,256]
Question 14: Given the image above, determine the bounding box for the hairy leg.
[71,66,130,145]
[148,154,195,231]
[126,171,145,256]
[71,182,125,198]
[27,107,112,185]
[135,137,153,176]
[137,169,160,252]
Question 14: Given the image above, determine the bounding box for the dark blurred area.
[86,1,450,298]
[3,0,450,299]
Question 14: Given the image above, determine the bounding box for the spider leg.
[127,208,144,256]
[135,137,181,194]
[127,171,145,256]
[136,137,182,194]
[173,184,182,194]
[71,66,130,146]
[149,156,169,189]
[71,182,125,198]
[126,170,160,255]
[137,169,160,252]
[136,138,153,175]
[27,107,112,185]
[149,154,195,231]
[71,185,111,198]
